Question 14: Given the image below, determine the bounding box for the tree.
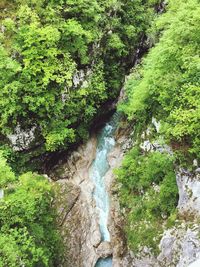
[121,0,200,160]
[0,0,158,155]
[0,156,60,266]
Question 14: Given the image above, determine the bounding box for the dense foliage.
[120,0,200,161]
[116,148,178,253]
[0,153,60,266]
[0,0,163,264]
[2,0,198,263]
[116,0,200,255]
[0,0,158,155]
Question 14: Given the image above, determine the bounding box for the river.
[89,115,118,267]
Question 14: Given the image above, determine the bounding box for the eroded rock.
[7,125,36,151]
[53,135,116,267]
[96,241,112,258]
[158,225,200,267]
[52,115,200,267]
[176,169,200,218]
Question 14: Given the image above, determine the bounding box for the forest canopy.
[1,0,199,264]
[0,153,60,266]
[0,1,161,265]
[0,0,158,156]
[120,0,200,161]
[117,0,200,254]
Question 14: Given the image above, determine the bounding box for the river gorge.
[52,111,132,267]
[90,116,117,267]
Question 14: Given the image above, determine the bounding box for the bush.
[0,0,158,154]
[116,148,178,253]
[0,156,61,266]
[120,0,200,161]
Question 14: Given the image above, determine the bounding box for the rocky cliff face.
[51,116,200,267]
[52,136,101,267]
[156,168,200,267]
[50,120,133,267]
[122,119,200,267]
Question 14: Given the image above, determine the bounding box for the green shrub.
[0,155,61,266]
[0,0,158,155]
[116,148,178,254]
[120,0,200,161]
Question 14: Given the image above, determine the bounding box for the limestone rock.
[96,241,112,258]
[54,181,81,226]
[158,225,200,267]
[52,122,133,267]
[7,125,36,151]
[176,169,200,217]
[53,135,114,267]
[52,115,200,267]
[152,117,161,133]
[189,258,200,267]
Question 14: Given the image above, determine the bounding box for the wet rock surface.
[52,124,131,267]
[96,241,112,258]
[53,136,101,267]
[52,118,200,267]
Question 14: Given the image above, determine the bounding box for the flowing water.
[95,257,113,267]
[89,115,118,267]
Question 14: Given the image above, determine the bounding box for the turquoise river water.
[89,116,118,267]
